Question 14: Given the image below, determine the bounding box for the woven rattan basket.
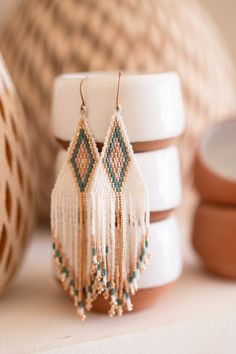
[0,55,35,295]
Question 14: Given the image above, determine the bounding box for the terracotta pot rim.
[197,118,236,185]
[194,153,236,205]
[194,119,236,205]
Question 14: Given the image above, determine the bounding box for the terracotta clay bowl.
[193,202,236,279]
[194,119,236,205]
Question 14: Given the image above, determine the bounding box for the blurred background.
[1,0,236,65]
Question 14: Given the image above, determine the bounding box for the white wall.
[199,0,236,65]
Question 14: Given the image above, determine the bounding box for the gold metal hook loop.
[115,72,121,111]
[80,78,87,113]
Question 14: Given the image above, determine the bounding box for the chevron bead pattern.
[70,128,96,192]
[103,120,130,193]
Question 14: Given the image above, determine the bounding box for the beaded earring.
[88,72,151,316]
[51,79,100,320]
[51,74,151,321]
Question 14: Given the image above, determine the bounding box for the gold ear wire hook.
[80,78,87,113]
[115,71,121,111]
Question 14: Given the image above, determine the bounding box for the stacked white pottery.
[52,72,185,311]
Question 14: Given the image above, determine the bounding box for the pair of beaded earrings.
[51,73,151,320]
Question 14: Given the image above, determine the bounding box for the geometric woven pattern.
[70,128,96,192]
[0,55,35,296]
[103,122,130,193]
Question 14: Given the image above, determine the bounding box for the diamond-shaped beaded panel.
[104,122,130,193]
[70,125,96,193]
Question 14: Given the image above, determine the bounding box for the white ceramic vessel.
[52,72,185,143]
[139,215,182,289]
[56,147,182,212]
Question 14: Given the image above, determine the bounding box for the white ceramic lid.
[52,72,185,142]
[55,146,182,212]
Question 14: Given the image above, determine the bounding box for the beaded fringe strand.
[51,109,151,320]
